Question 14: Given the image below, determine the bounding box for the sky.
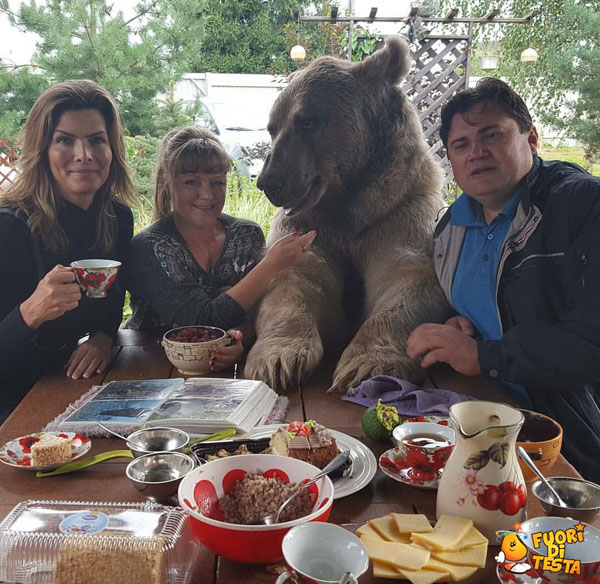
[0,0,413,64]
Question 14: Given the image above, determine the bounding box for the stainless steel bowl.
[126,426,190,458]
[532,476,600,523]
[126,451,195,503]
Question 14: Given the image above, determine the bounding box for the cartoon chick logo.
[495,528,532,574]
[495,521,587,580]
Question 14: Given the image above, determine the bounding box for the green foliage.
[441,0,600,155]
[189,0,316,74]
[0,66,49,138]
[224,174,277,236]
[0,0,204,136]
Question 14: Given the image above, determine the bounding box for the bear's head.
[258,36,418,216]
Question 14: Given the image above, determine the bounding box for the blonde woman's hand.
[19,265,81,330]
[65,331,113,380]
[209,329,244,372]
[262,230,317,272]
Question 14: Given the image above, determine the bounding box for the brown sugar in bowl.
[516,408,563,482]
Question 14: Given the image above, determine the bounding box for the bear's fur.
[245,37,449,394]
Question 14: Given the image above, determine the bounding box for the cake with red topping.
[269,420,338,469]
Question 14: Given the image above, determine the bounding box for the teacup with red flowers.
[70,259,121,298]
[392,422,456,481]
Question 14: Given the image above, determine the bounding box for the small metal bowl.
[126,451,195,503]
[126,427,190,458]
[532,476,600,523]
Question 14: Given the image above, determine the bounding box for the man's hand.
[65,331,113,380]
[445,315,476,336]
[210,329,245,372]
[406,323,481,376]
[19,265,81,330]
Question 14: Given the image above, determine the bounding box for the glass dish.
[0,499,199,584]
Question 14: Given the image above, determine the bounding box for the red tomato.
[499,481,517,493]
[499,491,522,515]
[477,485,501,511]
[516,484,527,508]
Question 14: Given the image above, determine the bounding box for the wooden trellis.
[0,138,20,191]
[295,9,535,184]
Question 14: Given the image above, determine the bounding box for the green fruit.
[361,399,401,442]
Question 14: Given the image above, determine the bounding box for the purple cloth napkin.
[342,375,473,417]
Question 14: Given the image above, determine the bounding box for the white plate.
[236,424,378,499]
[0,431,92,471]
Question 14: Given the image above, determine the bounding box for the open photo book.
[50,378,279,436]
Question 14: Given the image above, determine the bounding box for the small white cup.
[276,523,369,584]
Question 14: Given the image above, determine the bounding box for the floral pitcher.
[436,401,526,539]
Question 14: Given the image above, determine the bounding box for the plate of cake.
[191,422,377,499]
[0,431,91,470]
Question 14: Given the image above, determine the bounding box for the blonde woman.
[0,80,136,422]
[126,127,315,372]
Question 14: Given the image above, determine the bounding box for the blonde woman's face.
[170,172,227,230]
[48,109,112,210]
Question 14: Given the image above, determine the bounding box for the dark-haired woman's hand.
[64,331,113,380]
[209,329,245,372]
[19,265,81,329]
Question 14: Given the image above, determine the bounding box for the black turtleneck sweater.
[0,198,133,421]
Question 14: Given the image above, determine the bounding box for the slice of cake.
[30,434,72,467]
[270,420,338,469]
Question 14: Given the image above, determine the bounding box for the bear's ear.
[353,36,411,85]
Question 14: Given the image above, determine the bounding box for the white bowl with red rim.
[178,453,334,564]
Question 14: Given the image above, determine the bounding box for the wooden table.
[0,330,593,584]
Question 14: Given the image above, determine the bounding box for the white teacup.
[70,259,121,298]
[276,523,369,584]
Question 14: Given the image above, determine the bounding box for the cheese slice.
[411,515,473,551]
[369,514,404,542]
[391,513,433,534]
[397,567,449,584]
[372,559,406,579]
[447,525,488,550]
[360,535,430,570]
[356,522,386,541]
[431,543,488,569]
[426,557,479,581]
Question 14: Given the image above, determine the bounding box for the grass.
[538,146,599,176]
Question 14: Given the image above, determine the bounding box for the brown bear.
[245,36,449,394]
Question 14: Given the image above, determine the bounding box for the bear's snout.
[257,173,285,205]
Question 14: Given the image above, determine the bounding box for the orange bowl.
[178,454,334,564]
[516,408,563,482]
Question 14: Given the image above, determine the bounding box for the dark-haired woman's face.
[48,108,112,209]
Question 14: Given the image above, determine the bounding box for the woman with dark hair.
[126,126,315,372]
[0,79,137,422]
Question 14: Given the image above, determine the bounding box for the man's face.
[446,104,538,212]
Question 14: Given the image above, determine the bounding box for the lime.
[361,399,401,442]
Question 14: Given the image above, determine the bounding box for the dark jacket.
[434,157,600,483]
[0,199,133,421]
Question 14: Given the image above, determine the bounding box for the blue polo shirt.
[451,192,521,340]
[450,191,532,407]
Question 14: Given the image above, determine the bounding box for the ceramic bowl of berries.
[161,326,231,375]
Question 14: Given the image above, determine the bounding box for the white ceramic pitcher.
[436,401,527,539]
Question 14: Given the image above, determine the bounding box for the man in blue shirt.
[407,78,600,482]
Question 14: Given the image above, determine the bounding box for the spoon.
[517,446,569,508]
[97,423,147,451]
[254,450,352,525]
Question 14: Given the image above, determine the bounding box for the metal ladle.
[97,423,147,451]
[253,450,352,525]
[517,446,569,508]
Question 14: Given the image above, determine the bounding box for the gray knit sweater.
[125,213,265,330]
